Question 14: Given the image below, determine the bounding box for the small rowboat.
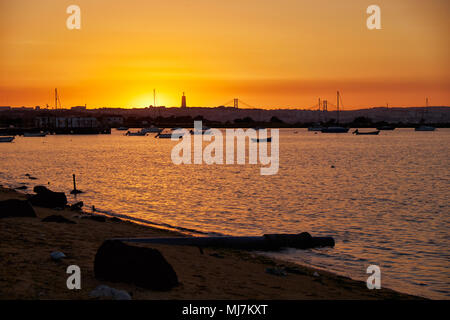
[0,136,14,143]
[125,130,146,136]
[23,132,47,137]
[321,127,349,133]
[251,137,272,142]
[415,125,435,131]
[352,129,380,135]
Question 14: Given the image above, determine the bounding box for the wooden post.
[73,174,77,192]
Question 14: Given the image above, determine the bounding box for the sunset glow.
[0,0,449,108]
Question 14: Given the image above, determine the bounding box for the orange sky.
[0,0,449,109]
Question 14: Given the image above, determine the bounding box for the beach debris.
[29,186,67,209]
[14,185,28,190]
[89,285,132,300]
[70,201,84,211]
[42,214,76,224]
[265,267,287,277]
[209,253,225,259]
[331,165,335,168]
[0,199,36,218]
[50,251,66,261]
[94,240,179,291]
[313,271,320,277]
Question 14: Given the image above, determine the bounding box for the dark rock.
[29,186,67,208]
[0,199,37,218]
[15,186,28,190]
[94,240,179,291]
[70,201,84,211]
[70,189,84,195]
[42,214,76,224]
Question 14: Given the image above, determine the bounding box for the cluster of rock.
[94,240,179,291]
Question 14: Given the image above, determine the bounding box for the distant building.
[35,116,99,129]
[181,92,187,108]
[71,106,87,111]
[104,116,124,126]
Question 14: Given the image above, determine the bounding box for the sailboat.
[415,98,435,131]
[321,91,349,133]
[308,98,324,131]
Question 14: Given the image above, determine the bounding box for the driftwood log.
[111,232,334,251]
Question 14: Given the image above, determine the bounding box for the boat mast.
[153,89,156,107]
[55,88,58,110]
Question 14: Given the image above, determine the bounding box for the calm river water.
[1,128,449,299]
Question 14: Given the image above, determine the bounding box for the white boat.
[415,125,435,131]
[23,132,47,137]
[0,136,14,143]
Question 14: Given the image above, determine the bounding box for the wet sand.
[0,186,421,300]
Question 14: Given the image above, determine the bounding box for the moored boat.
[376,125,396,130]
[0,136,15,143]
[320,91,349,133]
[155,132,181,139]
[23,132,47,137]
[251,137,272,142]
[308,125,324,131]
[352,129,380,135]
[141,126,161,133]
[415,125,435,131]
[125,130,147,136]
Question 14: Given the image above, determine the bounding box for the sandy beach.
[0,186,421,300]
